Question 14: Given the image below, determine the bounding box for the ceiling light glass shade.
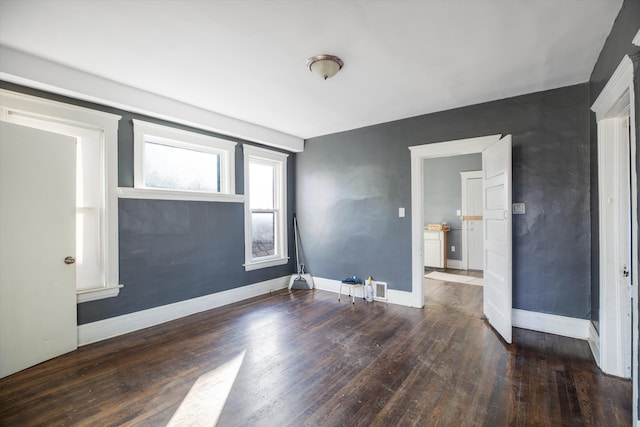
[307,55,343,80]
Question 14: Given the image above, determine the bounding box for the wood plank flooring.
[0,279,631,426]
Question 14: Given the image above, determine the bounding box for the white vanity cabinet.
[424,230,447,269]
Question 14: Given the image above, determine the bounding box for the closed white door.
[461,172,483,270]
[467,219,483,270]
[482,135,512,343]
[0,121,77,378]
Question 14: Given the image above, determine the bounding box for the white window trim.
[243,145,289,271]
[0,89,123,303]
[132,119,236,198]
[77,285,123,303]
[117,187,244,203]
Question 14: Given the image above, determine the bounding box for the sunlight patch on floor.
[166,350,246,427]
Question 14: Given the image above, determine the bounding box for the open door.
[482,135,513,343]
[0,121,77,378]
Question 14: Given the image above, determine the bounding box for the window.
[132,120,237,199]
[243,146,288,270]
[0,89,122,302]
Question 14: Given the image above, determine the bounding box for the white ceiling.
[0,0,623,140]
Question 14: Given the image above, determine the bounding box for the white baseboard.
[313,277,414,307]
[77,276,289,346]
[386,289,416,307]
[313,277,342,294]
[512,309,591,340]
[588,322,601,366]
[84,277,595,346]
[446,259,463,269]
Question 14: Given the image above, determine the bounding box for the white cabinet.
[424,230,447,268]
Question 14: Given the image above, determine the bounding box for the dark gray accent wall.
[588,0,640,334]
[587,0,640,416]
[0,81,297,325]
[78,198,294,323]
[296,128,412,288]
[298,83,591,319]
[423,154,482,261]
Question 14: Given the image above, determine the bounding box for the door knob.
[64,256,75,265]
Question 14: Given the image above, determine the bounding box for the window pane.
[76,208,103,290]
[252,212,275,258]
[145,141,219,191]
[249,162,274,209]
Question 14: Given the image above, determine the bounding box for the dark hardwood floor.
[0,278,631,426]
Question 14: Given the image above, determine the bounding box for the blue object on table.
[341,275,363,284]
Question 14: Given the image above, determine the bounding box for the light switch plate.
[399,207,405,218]
[513,203,525,214]
[456,209,461,216]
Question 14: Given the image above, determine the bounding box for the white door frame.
[409,134,502,308]
[461,170,483,271]
[591,54,637,419]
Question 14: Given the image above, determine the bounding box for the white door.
[616,117,632,378]
[461,171,483,270]
[0,121,77,378]
[482,135,512,343]
[598,115,632,378]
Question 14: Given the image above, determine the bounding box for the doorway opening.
[422,155,484,306]
[422,154,482,273]
[410,134,513,343]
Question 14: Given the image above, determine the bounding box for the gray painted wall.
[295,130,411,287]
[587,0,640,415]
[0,81,297,325]
[298,83,591,319]
[423,154,482,261]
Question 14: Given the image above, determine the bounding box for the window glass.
[249,162,274,209]
[144,141,220,192]
[252,212,275,258]
[133,120,236,196]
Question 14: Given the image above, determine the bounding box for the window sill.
[77,284,124,303]
[244,257,289,271]
[117,187,244,203]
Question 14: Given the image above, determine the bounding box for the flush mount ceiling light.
[307,54,344,80]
